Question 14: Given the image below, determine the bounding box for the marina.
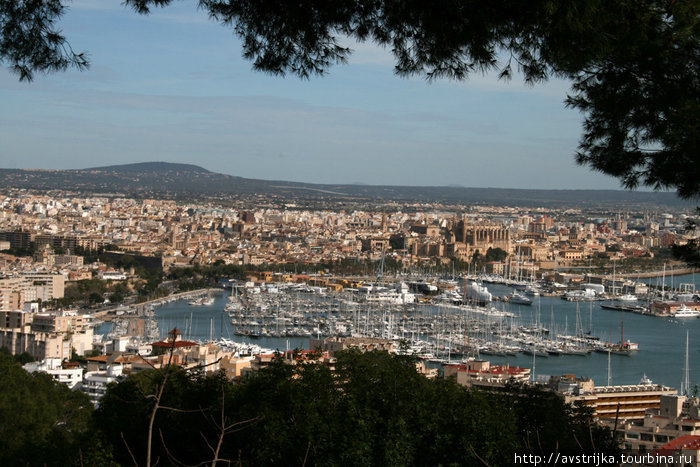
[97,273,700,389]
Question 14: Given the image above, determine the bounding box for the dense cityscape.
[1,0,698,464]
[1,184,699,464]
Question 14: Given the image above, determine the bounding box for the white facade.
[81,366,123,406]
[23,358,84,390]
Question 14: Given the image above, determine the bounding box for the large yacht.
[463,280,492,305]
[508,290,532,306]
[672,304,700,318]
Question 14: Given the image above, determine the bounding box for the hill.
[87,162,211,173]
[0,162,692,208]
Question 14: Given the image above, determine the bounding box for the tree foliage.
[565,1,700,199]
[0,348,619,465]
[672,208,700,267]
[0,0,88,81]
[95,350,618,466]
[0,350,95,465]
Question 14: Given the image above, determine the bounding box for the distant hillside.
[88,162,211,173]
[0,162,692,208]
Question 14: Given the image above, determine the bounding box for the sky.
[0,0,626,190]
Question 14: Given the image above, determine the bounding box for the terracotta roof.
[461,364,528,376]
[87,355,109,362]
[151,340,199,348]
[113,354,144,364]
[445,364,468,370]
[652,435,700,453]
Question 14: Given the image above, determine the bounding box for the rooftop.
[652,435,700,453]
[593,384,673,394]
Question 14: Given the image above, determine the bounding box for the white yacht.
[617,294,638,301]
[508,290,532,306]
[523,284,540,297]
[358,283,416,305]
[672,304,700,318]
[463,280,492,305]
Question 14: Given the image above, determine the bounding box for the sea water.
[135,276,700,390]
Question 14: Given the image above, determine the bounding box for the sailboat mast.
[612,259,616,298]
[620,319,624,345]
[683,330,690,396]
[662,263,666,300]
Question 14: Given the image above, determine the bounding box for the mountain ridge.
[86,162,211,173]
[0,162,692,208]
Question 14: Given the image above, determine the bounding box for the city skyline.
[0,0,639,192]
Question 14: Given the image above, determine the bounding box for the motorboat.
[508,290,532,306]
[672,304,700,318]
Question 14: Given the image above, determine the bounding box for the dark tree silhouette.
[0,0,88,81]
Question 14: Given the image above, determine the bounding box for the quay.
[619,267,698,279]
[93,288,221,321]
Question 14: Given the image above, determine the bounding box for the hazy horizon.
[1,0,630,191]
[0,160,671,195]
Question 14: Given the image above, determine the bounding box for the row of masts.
[222,286,635,360]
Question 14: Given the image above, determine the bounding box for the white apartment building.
[23,358,84,390]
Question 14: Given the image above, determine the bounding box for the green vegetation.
[0,347,34,365]
[107,282,130,304]
[94,350,618,466]
[0,347,620,465]
[58,278,108,307]
[0,245,36,257]
[471,247,509,271]
[0,349,98,465]
[673,208,700,268]
[569,247,682,274]
[166,263,245,291]
[70,348,102,365]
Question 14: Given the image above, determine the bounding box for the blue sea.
[101,274,700,390]
[483,280,699,389]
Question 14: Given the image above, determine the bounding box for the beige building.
[0,288,23,309]
[621,395,700,454]
[559,249,585,261]
[310,336,395,353]
[0,273,66,304]
[558,377,677,420]
[451,219,511,258]
[0,310,93,360]
[444,360,530,388]
[21,273,66,300]
[220,355,253,379]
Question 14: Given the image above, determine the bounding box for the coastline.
[620,268,698,279]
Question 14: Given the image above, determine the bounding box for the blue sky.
[0,0,625,189]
